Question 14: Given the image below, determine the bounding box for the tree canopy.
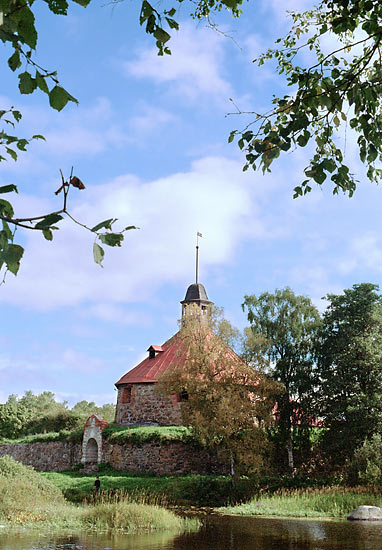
[242,288,321,473]
[0,391,115,439]
[157,317,278,475]
[231,0,382,197]
[316,283,382,462]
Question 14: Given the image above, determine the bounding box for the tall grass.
[0,455,81,528]
[0,456,199,533]
[81,489,199,532]
[221,486,382,518]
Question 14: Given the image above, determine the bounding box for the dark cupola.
[180,233,213,324]
[181,283,213,323]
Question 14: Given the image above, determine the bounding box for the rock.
[347,505,382,521]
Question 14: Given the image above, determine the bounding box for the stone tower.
[180,282,213,325]
[114,279,213,426]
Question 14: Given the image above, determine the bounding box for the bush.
[25,411,83,434]
[0,455,68,524]
[167,475,262,506]
[348,433,382,485]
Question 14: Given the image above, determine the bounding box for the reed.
[81,498,198,532]
[221,485,382,518]
[0,456,199,533]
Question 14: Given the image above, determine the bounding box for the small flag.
[197,232,203,237]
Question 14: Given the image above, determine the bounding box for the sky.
[1,0,381,407]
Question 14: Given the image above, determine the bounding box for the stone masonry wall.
[0,440,227,475]
[115,383,182,426]
[103,441,227,475]
[0,441,82,471]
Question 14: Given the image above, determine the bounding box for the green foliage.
[0,391,115,440]
[0,456,69,525]
[317,283,382,462]
[0,0,139,276]
[0,401,33,438]
[0,428,83,445]
[349,433,382,486]
[231,0,382,196]
[172,475,260,506]
[42,468,190,504]
[25,411,83,434]
[0,457,197,532]
[102,424,194,444]
[210,305,241,352]
[157,317,278,475]
[43,468,260,507]
[80,490,199,532]
[71,400,116,423]
[242,288,321,473]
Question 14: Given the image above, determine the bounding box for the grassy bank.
[0,425,194,446]
[102,424,194,444]
[41,468,257,506]
[0,428,83,445]
[220,486,382,519]
[0,456,199,533]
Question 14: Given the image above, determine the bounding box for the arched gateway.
[81,415,108,465]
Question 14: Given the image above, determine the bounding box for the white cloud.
[58,348,106,374]
[85,304,152,326]
[125,23,233,106]
[130,104,176,135]
[339,233,382,275]
[0,155,269,310]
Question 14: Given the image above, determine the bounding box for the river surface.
[1,515,382,550]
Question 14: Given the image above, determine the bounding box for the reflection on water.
[1,515,382,550]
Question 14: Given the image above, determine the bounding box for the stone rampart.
[0,441,82,471]
[0,439,226,475]
[103,441,226,475]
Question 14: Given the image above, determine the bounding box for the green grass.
[0,428,83,445]
[80,490,199,532]
[102,424,195,444]
[0,456,199,533]
[220,486,382,518]
[40,469,264,507]
[0,455,80,529]
[41,468,204,504]
[0,425,194,446]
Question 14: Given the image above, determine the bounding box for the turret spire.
[196,232,202,284]
[181,233,213,325]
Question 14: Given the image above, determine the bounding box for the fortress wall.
[0,441,82,471]
[0,440,227,475]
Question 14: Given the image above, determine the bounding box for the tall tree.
[157,316,278,475]
[317,283,382,463]
[242,287,321,473]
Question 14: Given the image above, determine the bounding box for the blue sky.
[1,0,381,406]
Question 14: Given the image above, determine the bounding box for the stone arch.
[81,415,108,465]
[85,438,98,462]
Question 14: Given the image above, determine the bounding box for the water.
[1,516,382,550]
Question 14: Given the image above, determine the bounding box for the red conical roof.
[115,327,248,386]
[115,331,186,385]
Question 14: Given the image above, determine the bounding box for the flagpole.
[196,232,203,284]
[196,234,199,285]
